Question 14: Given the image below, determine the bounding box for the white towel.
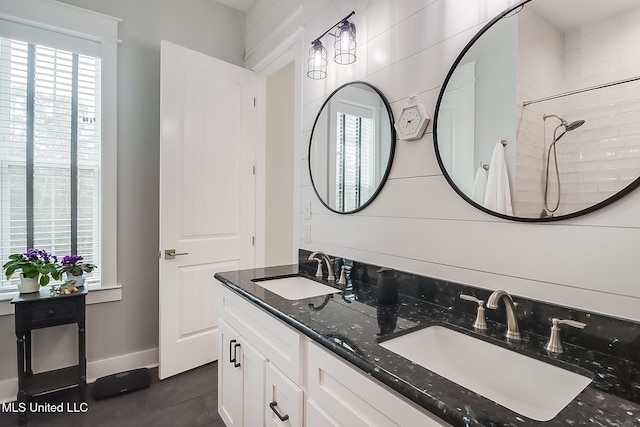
[471,166,487,205]
[484,142,513,215]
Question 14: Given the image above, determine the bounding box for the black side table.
[11,286,87,425]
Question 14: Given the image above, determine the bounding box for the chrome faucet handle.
[544,318,586,354]
[460,294,487,330]
[312,259,323,278]
[337,265,351,286]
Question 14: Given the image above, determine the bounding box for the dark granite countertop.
[215,262,640,427]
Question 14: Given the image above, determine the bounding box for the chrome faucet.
[486,290,521,340]
[308,251,335,282]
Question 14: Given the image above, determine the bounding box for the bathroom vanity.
[215,253,640,426]
[216,278,444,427]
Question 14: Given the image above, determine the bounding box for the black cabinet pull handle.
[269,401,289,422]
[229,339,237,364]
[233,343,241,368]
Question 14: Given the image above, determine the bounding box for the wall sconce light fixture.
[307,11,356,80]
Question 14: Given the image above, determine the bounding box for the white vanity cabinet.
[307,341,450,427]
[218,284,449,427]
[219,286,303,427]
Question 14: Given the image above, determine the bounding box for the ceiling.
[213,0,257,13]
[212,0,640,27]
[530,0,639,30]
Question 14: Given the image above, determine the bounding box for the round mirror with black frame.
[309,81,395,214]
[433,0,640,222]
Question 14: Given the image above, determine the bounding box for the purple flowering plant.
[58,255,97,277]
[2,248,62,286]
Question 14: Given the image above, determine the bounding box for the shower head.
[565,120,585,131]
[543,114,586,132]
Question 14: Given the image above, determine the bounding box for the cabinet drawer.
[265,363,303,427]
[307,341,451,427]
[20,299,78,330]
[219,286,301,383]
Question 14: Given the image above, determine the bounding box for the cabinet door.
[241,334,267,427]
[219,320,268,427]
[219,321,243,427]
[265,363,303,427]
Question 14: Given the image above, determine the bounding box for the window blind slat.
[335,111,376,212]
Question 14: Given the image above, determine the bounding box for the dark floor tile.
[27,410,87,427]
[17,388,89,427]
[82,387,150,426]
[0,406,22,427]
[1,363,219,427]
[144,397,213,427]
[200,417,226,427]
[201,391,218,420]
[91,413,148,427]
[144,363,217,410]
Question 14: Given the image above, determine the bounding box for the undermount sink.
[252,275,340,300]
[378,325,592,422]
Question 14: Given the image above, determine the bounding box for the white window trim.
[0,0,121,302]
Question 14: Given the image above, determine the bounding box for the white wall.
[462,15,518,188]
[291,0,640,322]
[266,62,295,266]
[0,0,245,395]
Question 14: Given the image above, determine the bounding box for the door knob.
[164,249,189,260]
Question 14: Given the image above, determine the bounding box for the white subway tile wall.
[515,6,564,217]
[515,3,640,217]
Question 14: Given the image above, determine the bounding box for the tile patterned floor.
[0,362,223,427]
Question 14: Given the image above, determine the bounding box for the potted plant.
[58,255,97,287]
[2,248,62,293]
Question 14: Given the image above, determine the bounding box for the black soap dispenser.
[376,268,398,305]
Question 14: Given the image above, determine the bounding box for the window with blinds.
[335,112,375,212]
[0,36,102,289]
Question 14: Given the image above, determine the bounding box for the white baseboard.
[86,347,158,383]
[0,347,158,403]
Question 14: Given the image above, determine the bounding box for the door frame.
[253,28,303,266]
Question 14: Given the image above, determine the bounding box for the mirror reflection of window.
[309,81,395,214]
[335,112,375,211]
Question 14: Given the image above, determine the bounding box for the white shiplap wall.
[249,0,640,322]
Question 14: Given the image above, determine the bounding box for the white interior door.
[159,40,258,379]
